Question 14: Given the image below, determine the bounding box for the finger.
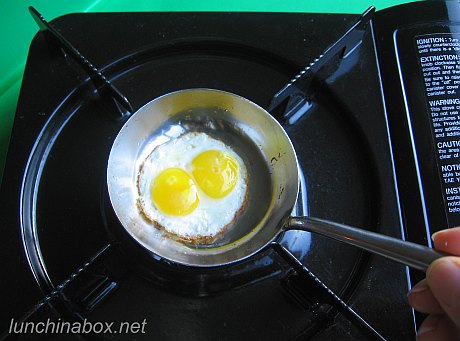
[426,257,460,330]
[407,279,443,314]
[432,227,460,255]
[417,314,459,341]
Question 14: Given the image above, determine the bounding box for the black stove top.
[0,8,426,341]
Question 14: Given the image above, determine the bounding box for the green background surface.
[0,0,415,185]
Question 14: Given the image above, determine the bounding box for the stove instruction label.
[416,33,460,215]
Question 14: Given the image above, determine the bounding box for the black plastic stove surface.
[0,11,415,340]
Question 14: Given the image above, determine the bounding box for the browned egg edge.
[136,184,249,246]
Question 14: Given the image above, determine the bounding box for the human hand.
[407,227,460,340]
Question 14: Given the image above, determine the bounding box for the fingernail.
[408,280,428,294]
[417,315,440,336]
[431,231,441,242]
[431,230,448,244]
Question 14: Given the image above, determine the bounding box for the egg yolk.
[192,150,239,198]
[151,168,199,216]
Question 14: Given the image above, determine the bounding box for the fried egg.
[137,132,248,244]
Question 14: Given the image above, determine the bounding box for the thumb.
[426,256,460,330]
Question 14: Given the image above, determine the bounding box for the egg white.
[137,132,248,243]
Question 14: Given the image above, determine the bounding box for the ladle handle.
[286,216,444,272]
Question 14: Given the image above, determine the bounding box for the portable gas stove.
[2,1,459,340]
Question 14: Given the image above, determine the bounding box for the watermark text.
[9,318,147,335]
